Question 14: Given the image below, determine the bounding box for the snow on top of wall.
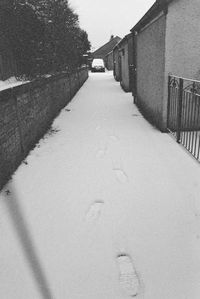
[0,77,27,92]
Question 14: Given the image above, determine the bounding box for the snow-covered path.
[1,72,200,298]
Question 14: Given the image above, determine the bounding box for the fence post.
[176,78,183,143]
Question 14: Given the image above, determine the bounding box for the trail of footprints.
[85,201,142,296]
[95,132,129,183]
[86,129,141,296]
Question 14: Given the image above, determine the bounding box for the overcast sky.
[69,0,155,50]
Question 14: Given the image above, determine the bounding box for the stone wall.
[0,67,88,189]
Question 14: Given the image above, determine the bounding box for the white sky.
[69,0,155,50]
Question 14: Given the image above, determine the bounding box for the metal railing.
[167,75,200,162]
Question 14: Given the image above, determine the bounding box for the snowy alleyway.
[1,72,200,298]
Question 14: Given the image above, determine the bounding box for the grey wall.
[113,49,120,81]
[165,0,200,80]
[136,14,166,130]
[120,42,130,92]
[105,52,114,70]
[0,67,88,189]
[163,0,200,129]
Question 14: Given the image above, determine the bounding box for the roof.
[92,36,122,58]
[131,0,174,33]
[113,33,132,52]
[105,50,114,57]
[117,33,132,47]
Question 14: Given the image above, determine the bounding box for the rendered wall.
[136,14,166,130]
[163,0,200,128]
[128,35,134,92]
[105,52,114,70]
[120,43,130,92]
[0,67,88,189]
[113,49,120,81]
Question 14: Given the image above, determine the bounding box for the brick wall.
[0,67,88,189]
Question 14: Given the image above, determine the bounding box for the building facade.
[104,51,114,71]
[131,0,200,131]
[113,45,121,81]
[113,34,134,92]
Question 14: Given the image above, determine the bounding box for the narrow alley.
[1,72,200,299]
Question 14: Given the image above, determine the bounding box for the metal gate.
[167,75,200,162]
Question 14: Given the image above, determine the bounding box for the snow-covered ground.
[1,71,200,299]
[0,76,27,91]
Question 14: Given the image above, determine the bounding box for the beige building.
[131,0,200,131]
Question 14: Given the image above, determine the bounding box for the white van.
[91,59,105,72]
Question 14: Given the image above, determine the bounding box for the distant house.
[92,35,121,70]
[130,0,200,131]
[113,33,134,92]
[0,0,17,80]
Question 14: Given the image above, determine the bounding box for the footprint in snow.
[110,135,119,142]
[96,146,108,158]
[117,253,140,297]
[113,168,128,183]
[86,200,104,222]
